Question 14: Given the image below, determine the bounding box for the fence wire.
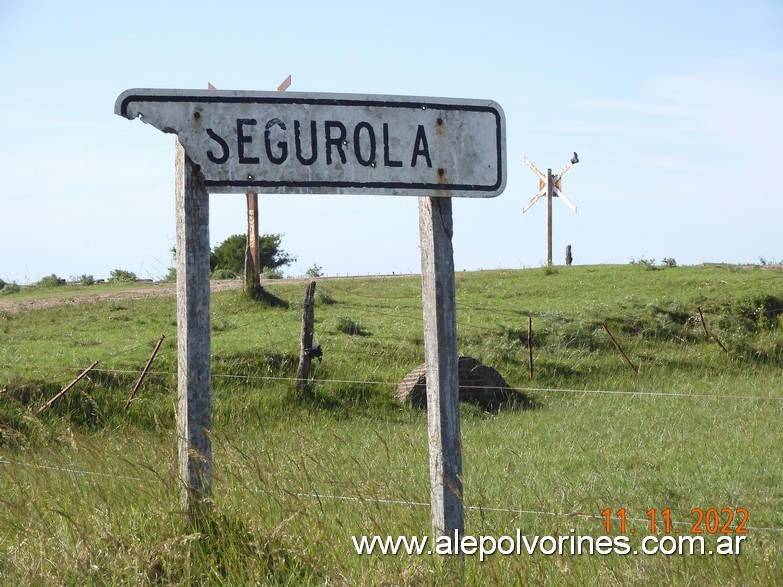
[1,457,780,533]
[3,280,783,540]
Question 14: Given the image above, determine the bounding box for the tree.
[210,233,296,276]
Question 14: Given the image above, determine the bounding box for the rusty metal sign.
[115,89,506,197]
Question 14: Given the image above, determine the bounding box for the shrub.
[77,274,95,285]
[39,274,64,287]
[335,316,367,336]
[211,269,239,280]
[630,257,657,270]
[305,264,323,278]
[661,258,677,268]
[0,282,20,295]
[317,287,336,305]
[261,268,283,280]
[108,269,137,283]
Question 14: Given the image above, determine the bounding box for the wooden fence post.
[175,139,212,516]
[296,281,317,388]
[418,196,464,543]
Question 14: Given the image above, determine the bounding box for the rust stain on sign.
[115,89,506,198]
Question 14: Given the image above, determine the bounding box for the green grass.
[1,265,782,584]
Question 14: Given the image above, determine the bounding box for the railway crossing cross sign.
[523,153,579,266]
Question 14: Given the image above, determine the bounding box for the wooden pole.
[296,280,317,388]
[175,138,212,515]
[244,191,260,296]
[546,168,553,267]
[418,196,464,542]
[125,335,165,410]
[36,361,99,415]
[243,76,290,297]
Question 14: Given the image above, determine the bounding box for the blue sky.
[1,1,781,283]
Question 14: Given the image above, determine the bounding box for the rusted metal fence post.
[696,306,710,338]
[36,361,99,415]
[600,322,638,372]
[527,315,534,379]
[125,335,165,410]
[697,306,729,354]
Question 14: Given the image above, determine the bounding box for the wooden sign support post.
[419,196,464,540]
[175,140,212,515]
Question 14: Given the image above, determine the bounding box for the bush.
[305,264,323,278]
[261,268,283,280]
[211,269,239,280]
[317,287,336,305]
[77,274,95,285]
[661,258,678,268]
[108,269,137,283]
[0,282,20,295]
[630,257,657,270]
[335,316,367,336]
[39,274,64,287]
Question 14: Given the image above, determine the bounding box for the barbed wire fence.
[3,283,783,536]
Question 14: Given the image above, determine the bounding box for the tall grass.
[1,265,782,583]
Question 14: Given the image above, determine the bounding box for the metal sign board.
[115,89,506,197]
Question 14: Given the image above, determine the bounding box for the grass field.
[1,264,782,584]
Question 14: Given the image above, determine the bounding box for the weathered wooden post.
[209,77,290,298]
[244,191,261,296]
[296,280,317,388]
[175,139,213,514]
[419,196,463,540]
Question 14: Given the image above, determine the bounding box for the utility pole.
[208,75,292,297]
[523,153,579,266]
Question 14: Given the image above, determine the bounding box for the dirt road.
[0,280,243,313]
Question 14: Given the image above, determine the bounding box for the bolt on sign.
[115,89,506,197]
